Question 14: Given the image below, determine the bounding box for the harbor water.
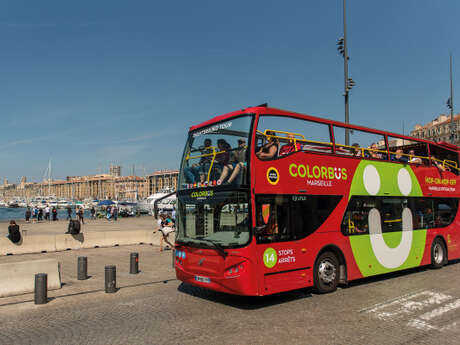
[0,207,91,221]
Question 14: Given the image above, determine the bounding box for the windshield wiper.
[199,238,228,258]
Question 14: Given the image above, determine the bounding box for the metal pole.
[105,265,117,293]
[130,252,139,274]
[34,273,48,304]
[450,53,455,143]
[172,249,176,268]
[77,256,88,280]
[343,0,350,146]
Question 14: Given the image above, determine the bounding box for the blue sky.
[1,0,459,183]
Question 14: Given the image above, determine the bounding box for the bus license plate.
[195,275,211,283]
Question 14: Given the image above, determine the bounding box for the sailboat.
[40,159,57,206]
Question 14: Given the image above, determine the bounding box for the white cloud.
[0,136,49,150]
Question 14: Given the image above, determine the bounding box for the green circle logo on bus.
[263,248,278,268]
[348,161,427,276]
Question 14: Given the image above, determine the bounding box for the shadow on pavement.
[177,259,460,308]
[177,283,313,310]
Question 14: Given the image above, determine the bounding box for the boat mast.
[48,159,51,197]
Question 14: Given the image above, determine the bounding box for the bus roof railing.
[257,129,459,172]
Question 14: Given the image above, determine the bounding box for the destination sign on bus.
[192,121,233,138]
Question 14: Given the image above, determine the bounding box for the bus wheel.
[314,252,339,294]
[431,238,446,269]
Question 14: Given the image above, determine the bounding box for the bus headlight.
[225,263,245,278]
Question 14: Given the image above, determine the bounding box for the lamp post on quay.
[447,53,455,144]
[337,0,356,146]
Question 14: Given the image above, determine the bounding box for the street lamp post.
[447,53,455,143]
[337,0,355,146]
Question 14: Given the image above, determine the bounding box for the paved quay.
[1,242,460,344]
[0,244,175,307]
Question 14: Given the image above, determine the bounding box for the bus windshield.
[178,115,252,190]
[176,191,250,247]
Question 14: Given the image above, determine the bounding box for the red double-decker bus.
[174,104,460,295]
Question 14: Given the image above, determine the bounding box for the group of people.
[24,205,96,224]
[255,129,453,174]
[256,132,301,161]
[105,206,119,221]
[66,206,95,224]
[185,137,247,185]
[25,206,58,223]
[351,143,451,171]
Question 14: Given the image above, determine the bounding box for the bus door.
[254,196,311,295]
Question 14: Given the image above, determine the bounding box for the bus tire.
[314,251,339,294]
[431,238,446,269]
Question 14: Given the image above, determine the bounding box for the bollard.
[34,273,48,304]
[172,249,176,268]
[77,256,88,280]
[130,252,139,274]
[105,265,116,293]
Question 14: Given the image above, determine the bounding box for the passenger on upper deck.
[368,144,382,159]
[218,139,247,185]
[256,131,279,160]
[215,139,231,169]
[352,143,363,157]
[279,134,301,156]
[391,149,409,163]
[408,150,423,164]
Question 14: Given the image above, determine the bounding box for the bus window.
[414,198,458,229]
[413,198,434,229]
[380,198,408,233]
[341,197,375,235]
[256,195,341,243]
[333,126,387,160]
[256,115,333,158]
[218,202,249,234]
[342,196,458,234]
[434,199,458,226]
[177,191,251,247]
[178,115,252,189]
[255,197,288,243]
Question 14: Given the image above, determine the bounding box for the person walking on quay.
[52,206,58,221]
[158,214,175,252]
[110,206,115,221]
[106,206,112,221]
[25,207,31,223]
[66,206,72,220]
[44,205,50,221]
[113,206,118,221]
[37,208,43,222]
[77,207,85,224]
[7,220,21,244]
[156,211,163,234]
[32,206,38,223]
[90,206,96,220]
